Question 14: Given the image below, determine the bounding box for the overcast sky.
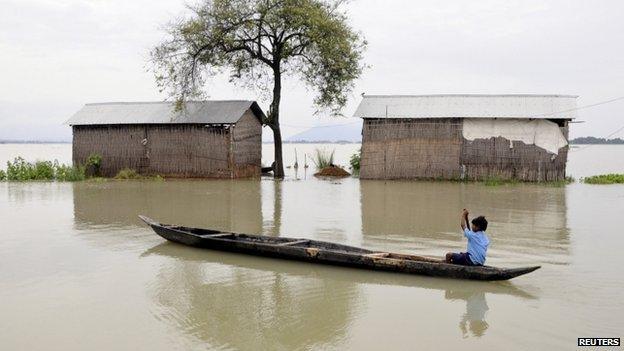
[1,0,623,141]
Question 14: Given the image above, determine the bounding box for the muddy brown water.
[1,144,623,350]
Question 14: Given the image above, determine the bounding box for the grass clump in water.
[54,162,86,181]
[4,157,85,181]
[85,153,102,177]
[113,168,164,181]
[482,176,574,187]
[482,177,518,186]
[312,148,335,170]
[114,168,142,180]
[582,174,624,184]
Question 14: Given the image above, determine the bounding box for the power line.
[278,95,624,128]
[530,95,624,118]
[570,124,624,152]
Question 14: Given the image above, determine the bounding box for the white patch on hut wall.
[462,118,568,155]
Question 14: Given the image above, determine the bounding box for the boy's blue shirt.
[463,228,490,265]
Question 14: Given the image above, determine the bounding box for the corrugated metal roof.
[353,94,578,119]
[66,100,266,125]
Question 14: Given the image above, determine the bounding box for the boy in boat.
[445,209,490,266]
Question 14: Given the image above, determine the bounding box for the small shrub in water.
[86,153,102,168]
[85,153,102,177]
[6,157,41,181]
[312,148,335,170]
[5,156,85,181]
[349,148,361,175]
[0,169,6,181]
[114,168,142,180]
[54,162,86,182]
[34,161,55,180]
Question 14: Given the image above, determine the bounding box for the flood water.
[1,144,623,350]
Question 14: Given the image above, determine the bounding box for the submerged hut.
[66,101,265,178]
[353,94,577,181]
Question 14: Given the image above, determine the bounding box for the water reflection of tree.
[264,179,282,236]
[143,244,362,350]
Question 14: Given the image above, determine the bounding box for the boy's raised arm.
[460,209,470,231]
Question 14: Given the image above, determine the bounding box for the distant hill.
[570,137,624,144]
[286,121,362,142]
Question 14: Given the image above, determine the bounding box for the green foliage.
[349,148,361,175]
[113,169,165,181]
[311,148,335,169]
[114,168,142,180]
[483,176,575,187]
[151,0,366,117]
[582,174,624,184]
[86,153,102,167]
[0,169,5,181]
[85,153,102,177]
[151,0,366,177]
[5,157,85,181]
[54,162,86,182]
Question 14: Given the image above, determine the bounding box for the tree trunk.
[270,66,285,178]
[272,126,284,178]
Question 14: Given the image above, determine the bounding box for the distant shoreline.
[569,137,624,145]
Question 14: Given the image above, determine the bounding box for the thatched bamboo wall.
[232,110,262,178]
[360,118,463,179]
[73,117,261,178]
[360,118,569,181]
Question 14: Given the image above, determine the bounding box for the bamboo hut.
[354,94,577,181]
[66,101,265,178]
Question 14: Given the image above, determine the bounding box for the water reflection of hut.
[72,180,262,234]
[142,244,362,350]
[142,243,535,348]
[66,101,265,178]
[353,95,577,181]
[359,181,570,263]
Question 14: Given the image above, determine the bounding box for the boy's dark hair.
[471,216,488,231]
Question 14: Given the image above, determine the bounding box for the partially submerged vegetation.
[349,148,361,176]
[113,168,164,181]
[582,174,624,184]
[4,157,85,181]
[114,168,142,180]
[312,148,351,178]
[311,148,335,170]
[0,154,163,182]
[85,153,102,177]
[482,176,574,187]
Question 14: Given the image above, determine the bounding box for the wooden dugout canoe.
[139,215,540,281]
